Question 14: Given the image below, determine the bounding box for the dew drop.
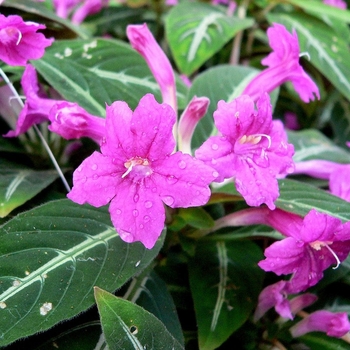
[133,209,139,217]
[91,164,98,170]
[212,171,219,178]
[133,194,139,203]
[211,143,219,151]
[93,174,99,180]
[151,187,157,193]
[139,224,144,229]
[77,166,83,172]
[81,176,87,183]
[116,209,122,215]
[211,159,217,165]
[144,215,150,222]
[166,175,178,184]
[145,201,153,209]
[163,195,175,206]
[135,260,141,267]
[178,160,186,169]
[186,182,193,187]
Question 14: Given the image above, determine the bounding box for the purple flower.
[0,15,53,66]
[67,94,215,249]
[294,160,350,202]
[323,0,347,9]
[48,102,105,143]
[178,96,210,154]
[242,23,320,103]
[127,24,176,112]
[259,209,350,293]
[195,93,294,209]
[290,310,350,338]
[4,64,58,137]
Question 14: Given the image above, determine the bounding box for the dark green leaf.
[189,240,264,350]
[94,287,184,350]
[299,333,350,350]
[166,3,254,75]
[0,199,164,346]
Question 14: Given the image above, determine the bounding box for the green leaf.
[189,240,264,350]
[288,129,350,162]
[94,287,184,350]
[188,65,279,149]
[165,3,254,75]
[0,199,164,346]
[285,0,350,24]
[299,333,350,350]
[129,270,185,346]
[177,207,214,229]
[277,178,350,221]
[267,12,350,101]
[0,159,60,218]
[32,38,187,116]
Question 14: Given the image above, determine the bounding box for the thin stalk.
[0,68,71,192]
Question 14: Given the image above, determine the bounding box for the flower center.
[1,27,22,45]
[310,240,341,269]
[238,133,271,148]
[122,157,152,179]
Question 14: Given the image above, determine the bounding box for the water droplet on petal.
[139,224,144,229]
[81,176,87,183]
[91,164,98,170]
[211,159,217,165]
[93,174,99,180]
[145,201,153,209]
[77,166,82,172]
[211,144,219,151]
[116,209,122,214]
[111,172,117,177]
[212,171,219,178]
[166,175,178,184]
[151,187,157,193]
[133,194,139,203]
[163,195,175,206]
[186,182,193,187]
[144,215,150,222]
[178,160,186,169]
[133,209,139,217]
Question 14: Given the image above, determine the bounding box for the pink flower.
[0,14,53,66]
[195,93,294,209]
[323,0,347,9]
[126,24,176,112]
[49,102,105,143]
[294,160,350,202]
[290,311,350,338]
[4,64,58,137]
[67,94,215,249]
[242,23,320,103]
[259,209,350,293]
[178,96,210,154]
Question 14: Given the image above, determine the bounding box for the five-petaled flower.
[0,14,53,66]
[195,93,294,209]
[259,209,350,293]
[242,23,320,103]
[67,94,216,249]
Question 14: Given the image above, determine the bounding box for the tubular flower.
[0,14,53,66]
[127,24,177,112]
[323,0,347,9]
[259,209,350,293]
[195,93,294,209]
[242,23,320,103]
[290,311,350,338]
[67,94,216,249]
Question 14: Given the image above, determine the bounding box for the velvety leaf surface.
[189,240,264,350]
[268,12,350,101]
[0,199,164,346]
[166,3,254,75]
[288,129,350,163]
[0,159,60,217]
[94,287,184,350]
[32,38,188,116]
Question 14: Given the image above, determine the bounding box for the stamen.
[238,133,271,148]
[16,30,22,45]
[122,163,133,178]
[324,244,341,269]
[299,52,310,61]
[121,157,151,179]
[253,134,272,148]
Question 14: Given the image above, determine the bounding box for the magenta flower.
[242,23,320,103]
[290,311,350,338]
[4,64,58,137]
[259,209,350,293]
[195,93,294,209]
[0,15,53,66]
[126,24,177,112]
[178,96,210,154]
[48,102,105,143]
[323,0,347,9]
[294,160,350,202]
[67,94,215,249]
